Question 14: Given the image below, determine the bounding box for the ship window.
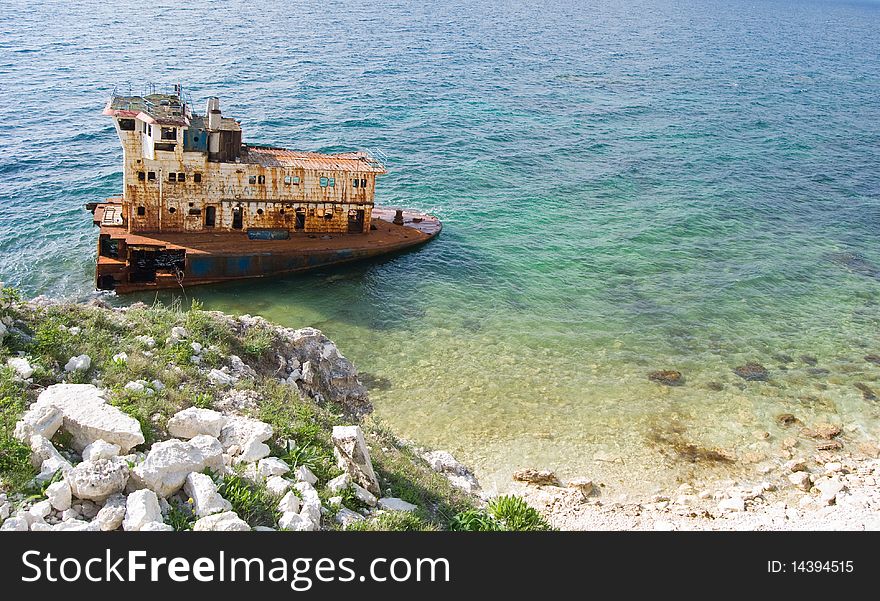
[160,127,176,141]
[323,212,333,221]
[361,178,367,188]
[279,209,285,215]
[177,172,186,182]
[284,175,292,185]
[258,175,265,185]
[328,178,335,187]
[137,206,145,216]
[188,208,201,216]
[119,118,135,131]
[352,179,358,188]
[188,202,194,207]
[147,171,156,181]
[249,175,256,184]
[168,172,177,182]
[293,176,300,185]
[194,173,202,183]
[169,207,177,214]
[137,171,145,181]
[257,208,264,215]
[319,177,329,187]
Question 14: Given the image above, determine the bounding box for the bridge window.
[258,175,265,185]
[319,177,329,187]
[137,171,145,181]
[169,172,176,182]
[193,173,202,183]
[328,177,335,187]
[249,175,256,184]
[177,172,185,183]
[160,127,176,141]
[137,206,145,216]
[147,171,156,181]
[119,119,135,131]
[293,176,300,185]
[361,178,367,188]
[352,178,358,188]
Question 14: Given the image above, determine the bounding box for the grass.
[450,495,553,532]
[346,511,439,532]
[0,366,36,491]
[216,472,281,528]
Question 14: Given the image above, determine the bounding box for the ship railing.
[109,82,192,116]
[364,148,388,170]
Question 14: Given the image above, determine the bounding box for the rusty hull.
[94,205,441,293]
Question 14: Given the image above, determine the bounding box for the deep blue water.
[1,0,879,491]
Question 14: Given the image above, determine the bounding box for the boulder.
[82,439,121,462]
[29,435,72,481]
[294,481,322,529]
[167,407,226,439]
[331,425,380,495]
[192,511,250,531]
[64,354,91,372]
[717,497,745,512]
[335,508,365,528]
[238,438,271,463]
[66,458,129,502]
[45,480,72,511]
[170,326,188,340]
[27,384,144,453]
[140,522,174,531]
[377,497,418,513]
[512,468,560,486]
[184,472,231,517]
[0,517,28,531]
[93,494,126,531]
[326,473,351,494]
[219,415,272,455]
[208,369,237,387]
[265,476,292,497]
[7,357,34,379]
[815,477,846,506]
[788,472,812,491]
[567,477,594,497]
[123,489,163,531]
[422,450,480,493]
[293,465,317,485]
[258,457,291,478]
[53,519,98,531]
[278,490,301,514]
[14,404,63,442]
[351,483,377,507]
[285,327,371,417]
[187,435,225,473]
[131,438,221,497]
[278,512,310,531]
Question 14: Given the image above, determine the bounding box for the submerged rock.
[648,370,683,386]
[733,363,769,381]
[803,423,842,440]
[706,381,724,392]
[775,413,799,427]
[865,354,880,366]
[800,355,818,366]
[512,468,560,486]
[854,382,877,401]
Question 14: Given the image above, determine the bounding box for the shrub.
[217,473,280,528]
[450,496,552,532]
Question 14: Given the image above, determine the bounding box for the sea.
[1,0,879,495]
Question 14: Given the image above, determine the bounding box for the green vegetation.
[0,289,497,531]
[450,495,554,532]
[216,472,280,528]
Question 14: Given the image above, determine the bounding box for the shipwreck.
[88,84,441,293]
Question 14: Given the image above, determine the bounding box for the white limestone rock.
[1,517,29,531]
[167,407,226,439]
[258,457,291,477]
[184,472,232,517]
[332,425,380,495]
[82,439,121,462]
[14,404,63,442]
[335,508,366,528]
[66,457,130,502]
[28,384,144,452]
[7,357,34,379]
[29,435,72,481]
[377,497,418,512]
[326,472,351,494]
[30,522,53,532]
[94,494,126,531]
[293,465,318,485]
[30,500,53,520]
[170,326,188,340]
[64,354,91,372]
[0,322,7,344]
[352,483,377,507]
[717,497,746,513]
[188,434,226,473]
[53,519,98,531]
[45,480,72,511]
[208,369,237,387]
[815,477,846,506]
[192,511,250,531]
[123,489,163,531]
[238,438,271,463]
[141,522,174,531]
[219,416,273,453]
[295,481,322,528]
[278,490,301,514]
[266,476,292,497]
[135,335,156,348]
[278,512,310,531]
[131,438,220,497]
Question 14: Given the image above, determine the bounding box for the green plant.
[347,511,438,532]
[191,392,214,409]
[449,509,502,532]
[241,326,275,358]
[165,498,197,531]
[450,496,553,532]
[217,473,280,528]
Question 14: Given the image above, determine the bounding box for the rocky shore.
[2,286,877,532]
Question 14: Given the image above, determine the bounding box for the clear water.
[2,0,880,494]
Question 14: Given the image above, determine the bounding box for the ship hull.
[93,206,441,294]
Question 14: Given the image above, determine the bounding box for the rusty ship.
[88,84,441,293]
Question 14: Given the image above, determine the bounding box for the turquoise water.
[2,0,880,493]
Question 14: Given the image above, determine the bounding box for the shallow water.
[2,0,880,494]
